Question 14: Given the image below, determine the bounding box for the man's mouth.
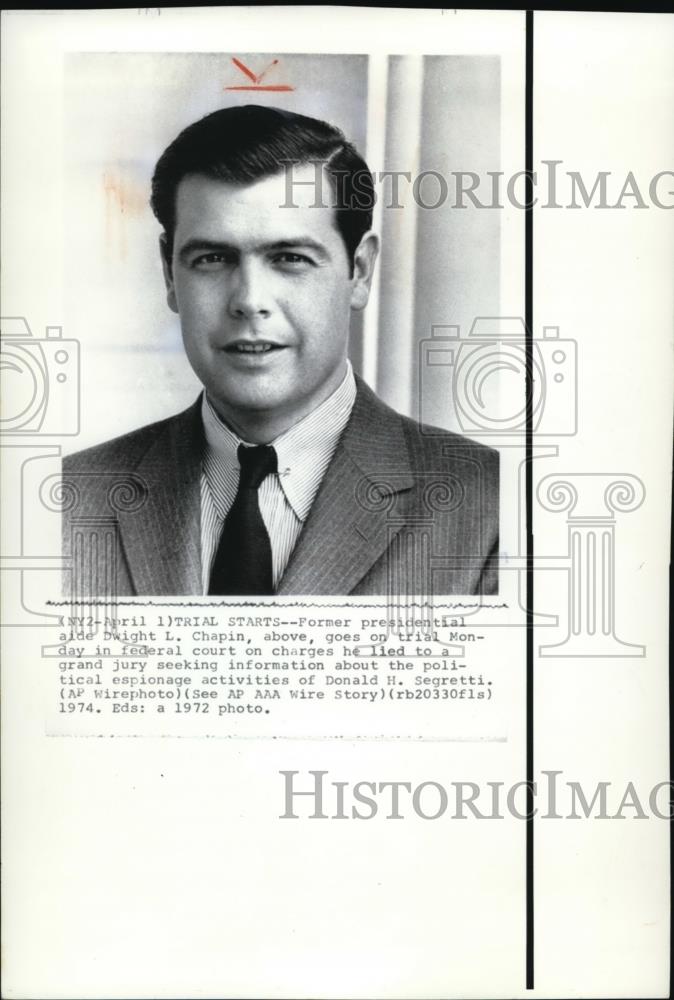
[225,342,284,354]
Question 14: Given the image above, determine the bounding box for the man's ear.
[350,231,380,311]
[159,234,178,314]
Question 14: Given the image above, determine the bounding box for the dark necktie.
[208,444,278,596]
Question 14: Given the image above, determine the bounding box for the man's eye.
[273,252,313,266]
[192,253,231,268]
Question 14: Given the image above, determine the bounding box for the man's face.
[162,166,377,441]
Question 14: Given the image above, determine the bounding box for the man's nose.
[227,259,273,319]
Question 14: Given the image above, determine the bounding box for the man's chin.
[208,389,282,426]
[207,388,321,443]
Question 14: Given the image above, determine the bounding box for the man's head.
[151,105,378,443]
[152,105,375,270]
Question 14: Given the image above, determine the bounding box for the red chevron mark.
[225,57,294,92]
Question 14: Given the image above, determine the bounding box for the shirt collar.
[201,361,357,521]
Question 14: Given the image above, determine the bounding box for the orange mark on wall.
[102,170,147,258]
[224,57,294,91]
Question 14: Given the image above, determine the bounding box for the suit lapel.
[117,400,203,595]
[114,383,415,596]
[277,379,414,595]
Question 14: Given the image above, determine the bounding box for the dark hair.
[150,105,374,266]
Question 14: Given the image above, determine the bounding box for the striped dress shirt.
[200,362,357,593]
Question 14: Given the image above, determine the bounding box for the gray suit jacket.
[62,378,499,597]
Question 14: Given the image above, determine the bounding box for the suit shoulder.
[62,409,189,473]
[398,412,499,466]
[397,414,499,525]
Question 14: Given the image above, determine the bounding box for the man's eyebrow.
[262,238,331,259]
[177,237,331,262]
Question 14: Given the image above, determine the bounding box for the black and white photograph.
[1,9,671,1000]
[64,76,500,596]
[59,52,504,599]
